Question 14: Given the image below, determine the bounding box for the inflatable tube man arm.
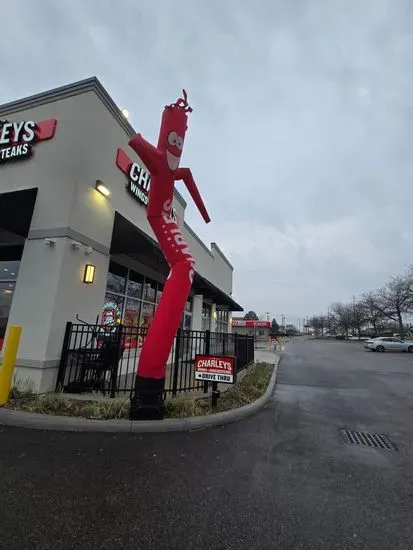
[129,134,162,175]
[175,167,211,224]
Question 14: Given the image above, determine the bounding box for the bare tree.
[377,275,413,337]
[308,315,324,336]
[360,290,384,336]
[351,299,367,339]
[325,312,336,334]
[407,266,413,305]
[330,302,353,338]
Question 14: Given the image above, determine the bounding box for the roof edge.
[183,222,214,258]
[0,76,187,208]
[211,242,234,270]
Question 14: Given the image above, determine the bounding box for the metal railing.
[56,322,255,398]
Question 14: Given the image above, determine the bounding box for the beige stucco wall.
[0,82,237,391]
[0,87,233,290]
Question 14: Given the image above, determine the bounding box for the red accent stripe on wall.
[36,119,57,141]
[116,148,132,176]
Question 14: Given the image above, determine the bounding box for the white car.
[364,337,413,353]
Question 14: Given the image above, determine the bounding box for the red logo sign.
[116,148,177,222]
[0,119,57,164]
[194,354,236,384]
[232,320,270,328]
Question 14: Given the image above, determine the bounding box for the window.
[124,298,141,326]
[202,303,211,332]
[127,271,144,299]
[103,262,162,330]
[106,262,127,294]
[102,293,123,325]
[216,310,229,333]
[156,282,164,303]
[184,296,192,313]
[0,261,20,281]
[143,278,157,302]
[0,261,20,346]
[140,302,154,330]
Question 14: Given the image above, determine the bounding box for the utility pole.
[352,295,356,337]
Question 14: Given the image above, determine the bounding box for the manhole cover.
[341,429,396,451]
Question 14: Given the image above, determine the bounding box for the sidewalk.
[254,349,278,364]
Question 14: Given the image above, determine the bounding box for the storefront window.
[216,310,229,333]
[103,261,167,332]
[184,297,192,313]
[182,312,192,330]
[143,278,157,302]
[0,260,20,348]
[0,282,15,343]
[124,298,141,326]
[156,282,164,304]
[140,302,154,330]
[202,303,211,332]
[127,271,144,299]
[0,261,20,281]
[101,293,123,326]
[106,262,127,294]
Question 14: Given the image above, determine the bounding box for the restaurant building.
[231,318,271,348]
[0,77,242,393]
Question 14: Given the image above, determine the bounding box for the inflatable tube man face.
[157,90,193,173]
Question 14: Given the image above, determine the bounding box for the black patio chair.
[65,330,125,397]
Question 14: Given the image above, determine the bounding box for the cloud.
[215,216,381,278]
[2,0,413,322]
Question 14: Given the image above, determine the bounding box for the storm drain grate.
[341,429,397,451]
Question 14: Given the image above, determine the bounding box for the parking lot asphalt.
[1,338,412,549]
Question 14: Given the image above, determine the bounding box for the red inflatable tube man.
[129,90,210,420]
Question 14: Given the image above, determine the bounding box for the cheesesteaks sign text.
[0,119,57,164]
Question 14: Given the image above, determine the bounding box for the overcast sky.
[2,0,413,324]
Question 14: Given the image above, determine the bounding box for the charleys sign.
[194,354,236,384]
[116,148,177,222]
[0,119,57,164]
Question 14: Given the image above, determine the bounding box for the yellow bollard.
[0,326,22,405]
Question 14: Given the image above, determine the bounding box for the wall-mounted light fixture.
[83,264,96,284]
[121,108,130,119]
[213,309,217,321]
[95,179,110,197]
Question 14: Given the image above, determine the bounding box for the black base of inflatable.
[129,376,165,420]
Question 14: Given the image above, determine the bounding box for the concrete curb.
[0,357,280,433]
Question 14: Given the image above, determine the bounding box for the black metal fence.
[56,323,255,398]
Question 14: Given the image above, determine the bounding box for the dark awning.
[111,212,244,312]
[0,188,38,243]
[193,272,243,312]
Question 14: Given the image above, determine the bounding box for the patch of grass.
[165,361,274,418]
[2,362,274,420]
[5,392,130,420]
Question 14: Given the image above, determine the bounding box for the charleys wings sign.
[0,119,57,164]
[116,148,177,222]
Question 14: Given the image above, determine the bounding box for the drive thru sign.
[194,355,236,384]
